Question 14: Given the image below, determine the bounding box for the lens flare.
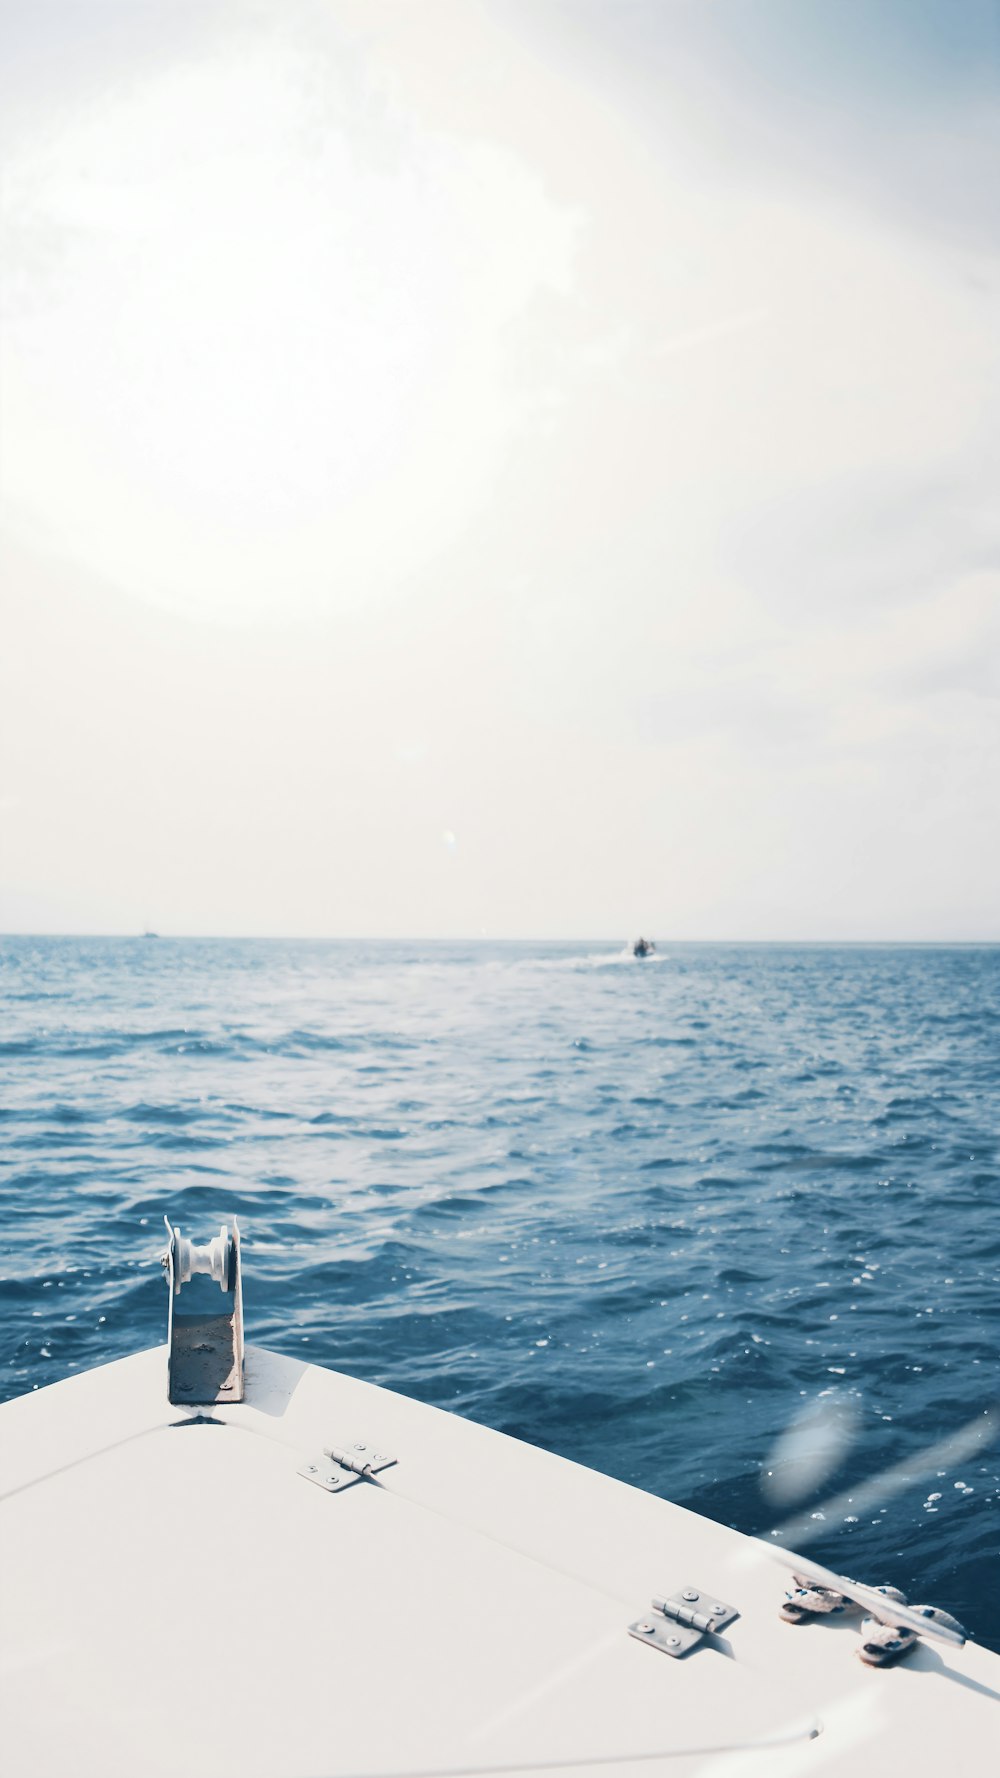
[761,1395,859,1508]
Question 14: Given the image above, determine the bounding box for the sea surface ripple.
[1,937,998,1646]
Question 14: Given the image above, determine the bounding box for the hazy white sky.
[1,0,997,938]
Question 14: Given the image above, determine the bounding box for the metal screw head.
[682,1589,699,1602]
[666,1635,681,1648]
[307,1464,317,1473]
[711,1602,727,1616]
[638,1621,655,1634]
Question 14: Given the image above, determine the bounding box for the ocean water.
[1,936,998,1647]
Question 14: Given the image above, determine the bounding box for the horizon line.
[2,931,999,948]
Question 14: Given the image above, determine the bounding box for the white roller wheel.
[172,1224,231,1293]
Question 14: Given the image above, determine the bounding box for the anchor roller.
[162,1216,244,1405]
[167,1223,231,1294]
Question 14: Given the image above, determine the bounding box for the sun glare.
[1,36,575,620]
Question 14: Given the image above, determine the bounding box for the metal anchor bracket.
[299,1440,397,1493]
[162,1217,244,1405]
[629,1587,739,1657]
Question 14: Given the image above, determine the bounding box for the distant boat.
[632,936,655,958]
[142,930,159,939]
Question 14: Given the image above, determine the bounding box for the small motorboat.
[3,1218,998,1777]
[632,936,656,957]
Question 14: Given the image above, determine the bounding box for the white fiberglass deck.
[1,1345,998,1777]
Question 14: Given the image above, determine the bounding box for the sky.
[1,0,997,940]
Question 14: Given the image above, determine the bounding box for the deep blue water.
[1,937,998,1646]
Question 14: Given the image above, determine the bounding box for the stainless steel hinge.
[629,1587,738,1657]
[299,1440,397,1492]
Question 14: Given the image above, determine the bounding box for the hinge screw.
[711,1602,727,1615]
[666,1635,681,1648]
[682,1589,699,1602]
